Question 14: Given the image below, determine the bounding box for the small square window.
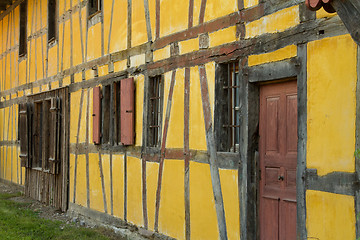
[48,0,57,42]
[19,0,27,56]
[215,62,240,152]
[147,76,164,148]
[88,0,102,17]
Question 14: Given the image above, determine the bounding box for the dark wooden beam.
[329,0,360,46]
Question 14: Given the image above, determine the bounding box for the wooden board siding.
[24,87,69,211]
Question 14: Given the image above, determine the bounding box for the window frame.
[47,0,57,43]
[147,75,164,148]
[214,62,240,153]
[19,0,28,57]
[88,0,102,18]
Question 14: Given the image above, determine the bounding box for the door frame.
[238,45,307,240]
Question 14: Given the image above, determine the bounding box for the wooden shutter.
[93,86,101,144]
[19,103,29,167]
[49,97,61,174]
[120,78,135,145]
[19,102,33,168]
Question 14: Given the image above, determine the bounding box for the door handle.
[278,175,284,181]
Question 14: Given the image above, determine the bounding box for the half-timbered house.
[0,0,359,239]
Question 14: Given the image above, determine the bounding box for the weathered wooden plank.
[198,0,206,24]
[246,58,300,83]
[127,0,132,48]
[184,67,190,240]
[124,152,128,221]
[355,45,360,239]
[155,0,160,39]
[143,0,152,42]
[98,152,108,213]
[198,65,228,240]
[73,89,85,203]
[331,0,360,46]
[154,70,176,231]
[306,169,359,196]
[188,0,194,28]
[107,0,115,54]
[297,43,308,240]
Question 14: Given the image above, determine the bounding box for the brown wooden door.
[259,80,297,240]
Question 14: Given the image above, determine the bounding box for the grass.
[0,192,112,240]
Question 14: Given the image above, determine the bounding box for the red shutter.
[93,86,101,144]
[49,97,61,174]
[120,78,135,145]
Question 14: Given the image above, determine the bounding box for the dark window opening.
[215,62,240,152]
[19,0,27,56]
[48,0,57,42]
[147,76,164,147]
[102,84,111,144]
[113,81,121,144]
[88,0,102,17]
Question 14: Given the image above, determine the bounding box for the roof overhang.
[306,0,360,46]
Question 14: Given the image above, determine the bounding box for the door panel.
[260,80,297,240]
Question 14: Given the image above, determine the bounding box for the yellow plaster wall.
[189,67,207,150]
[209,26,237,48]
[74,155,88,207]
[166,69,184,149]
[158,160,185,240]
[146,161,159,231]
[160,0,188,37]
[108,0,128,53]
[248,45,297,66]
[153,45,170,62]
[72,11,84,67]
[219,169,240,240]
[130,54,145,67]
[70,89,88,144]
[307,35,357,175]
[135,75,144,146]
[244,0,258,9]
[114,60,127,72]
[47,45,58,77]
[87,23,102,61]
[89,153,105,212]
[127,156,143,226]
[246,6,300,39]
[306,190,355,239]
[113,154,125,218]
[190,161,218,239]
[316,8,336,19]
[132,0,147,46]
[69,153,75,203]
[179,38,198,55]
[102,154,112,213]
[204,0,237,22]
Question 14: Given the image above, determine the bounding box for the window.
[88,0,102,17]
[19,93,63,174]
[147,76,164,147]
[214,62,240,152]
[92,78,135,146]
[48,0,57,42]
[19,0,27,56]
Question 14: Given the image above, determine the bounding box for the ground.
[0,180,150,240]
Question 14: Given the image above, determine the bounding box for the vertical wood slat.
[198,65,228,240]
[49,97,61,174]
[154,70,176,231]
[120,78,135,145]
[93,86,102,144]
